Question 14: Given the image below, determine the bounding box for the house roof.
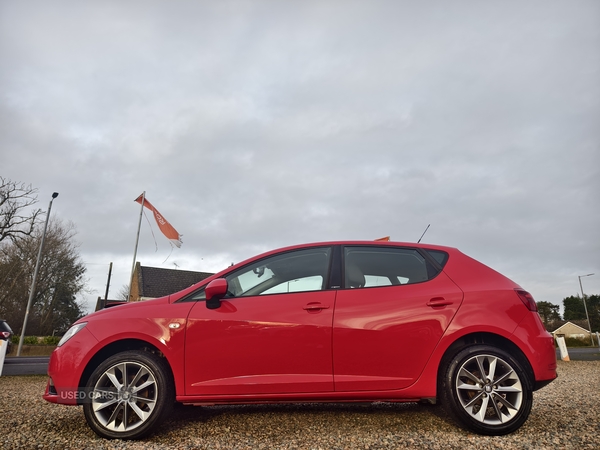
[138,266,213,298]
[552,321,591,334]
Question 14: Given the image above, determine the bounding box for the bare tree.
[116,284,130,300]
[0,176,41,243]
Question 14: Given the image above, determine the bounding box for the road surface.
[1,356,50,376]
[556,346,600,361]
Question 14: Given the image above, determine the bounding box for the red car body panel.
[43,241,556,408]
[184,290,336,395]
[440,250,557,381]
[332,271,463,392]
[45,298,194,404]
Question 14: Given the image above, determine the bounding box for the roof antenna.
[417,224,430,243]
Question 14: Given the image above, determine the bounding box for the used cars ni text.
[43,241,557,439]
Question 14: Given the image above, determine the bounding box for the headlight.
[57,322,87,347]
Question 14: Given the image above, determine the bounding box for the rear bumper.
[512,313,557,387]
[534,375,557,391]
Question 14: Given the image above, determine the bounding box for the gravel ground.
[1,361,598,449]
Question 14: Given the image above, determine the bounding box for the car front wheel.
[83,350,174,440]
[440,345,533,435]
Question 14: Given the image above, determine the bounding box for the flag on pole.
[135,194,183,248]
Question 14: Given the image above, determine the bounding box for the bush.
[9,335,61,346]
[42,335,61,345]
[23,336,39,345]
[564,336,596,347]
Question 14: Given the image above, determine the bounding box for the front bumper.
[42,326,98,405]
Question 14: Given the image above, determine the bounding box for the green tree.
[0,219,86,335]
[563,295,587,321]
[563,294,600,332]
[536,301,561,328]
[584,294,600,332]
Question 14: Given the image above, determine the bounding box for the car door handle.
[303,303,330,311]
[427,297,453,307]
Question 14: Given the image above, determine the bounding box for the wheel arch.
[437,332,535,393]
[77,338,175,404]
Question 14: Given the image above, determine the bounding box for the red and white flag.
[135,194,183,248]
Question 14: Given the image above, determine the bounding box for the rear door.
[333,245,463,391]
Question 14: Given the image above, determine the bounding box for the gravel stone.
[0,361,598,449]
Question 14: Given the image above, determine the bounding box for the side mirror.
[205,278,228,309]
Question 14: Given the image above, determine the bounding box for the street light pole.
[17,192,59,356]
[578,273,595,346]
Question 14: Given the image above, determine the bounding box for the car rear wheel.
[83,350,174,440]
[440,345,532,435]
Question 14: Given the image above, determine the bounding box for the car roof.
[255,240,458,255]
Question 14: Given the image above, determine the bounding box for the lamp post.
[17,192,59,356]
[578,273,594,346]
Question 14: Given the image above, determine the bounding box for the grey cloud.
[1,0,599,312]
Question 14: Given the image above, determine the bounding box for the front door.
[185,246,335,396]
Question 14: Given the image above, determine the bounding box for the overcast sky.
[1,1,599,314]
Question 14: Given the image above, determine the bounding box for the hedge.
[10,335,61,346]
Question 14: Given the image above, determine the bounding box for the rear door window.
[343,246,440,288]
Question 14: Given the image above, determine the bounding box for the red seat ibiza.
[43,241,557,439]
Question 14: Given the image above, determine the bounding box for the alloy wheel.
[91,361,158,432]
[454,354,523,425]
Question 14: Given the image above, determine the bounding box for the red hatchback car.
[44,241,556,439]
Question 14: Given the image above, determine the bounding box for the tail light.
[0,331,10,339]
[515,289,537,312]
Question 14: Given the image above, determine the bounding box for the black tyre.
[440,345,533,435]
[83,350,174,440]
